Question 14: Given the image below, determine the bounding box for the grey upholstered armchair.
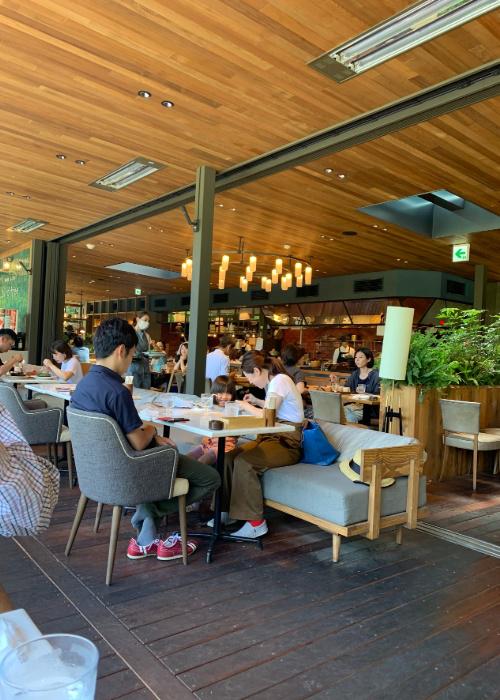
[65,407,189,585]
[0,383,74,486]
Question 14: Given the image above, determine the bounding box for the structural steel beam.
[185,166,216,396]
[54,61,499,246]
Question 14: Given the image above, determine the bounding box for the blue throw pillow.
[302,421,340,466]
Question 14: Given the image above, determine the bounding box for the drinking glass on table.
[200,393,214,411]
[356,384,366,394]
[224,401,239,417]
[0,633,99,699]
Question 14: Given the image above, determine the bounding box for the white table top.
[24,382,75,399]
[0,376,59,384]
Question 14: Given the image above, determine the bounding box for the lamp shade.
[378,306,414,381]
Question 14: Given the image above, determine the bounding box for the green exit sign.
[452,244,470,263]
[134,288,142,296]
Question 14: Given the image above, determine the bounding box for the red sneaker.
[157,532,197,561]
[126,538,160,559]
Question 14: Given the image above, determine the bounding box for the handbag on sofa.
[301,421,340,466]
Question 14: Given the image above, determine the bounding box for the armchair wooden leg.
[65,493,88,557]
[395,526,403,545]
[178,495,188,566]
[472,442,478,491]
[439,443,449,482]
[332,534,341,562]
[106,506,122,586]
[66,442,74,489]
[94,503,104,533]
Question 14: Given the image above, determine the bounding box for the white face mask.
[137,319,149,331]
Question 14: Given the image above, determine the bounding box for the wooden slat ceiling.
[0,1,499,302]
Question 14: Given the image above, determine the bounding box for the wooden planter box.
[379,385,500,481]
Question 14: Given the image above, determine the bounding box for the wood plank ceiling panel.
[0,1,498,299]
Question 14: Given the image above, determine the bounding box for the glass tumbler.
[0,633,99,699]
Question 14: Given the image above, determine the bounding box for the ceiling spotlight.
[404,260,408,264]
[320,235,326,239]
[382,227,388,231]
[315,268,320,272]
[396,258,401,261]
[72,255,76,258]
[161,100,174,108]
[89,280,95,284]
[137,90,152,99]
[230,207,236,212]
[329,237,334,241]
[5,192,14,196]
[372,224,378,228]
[337,173,346,180]
[22,195,31,199]
[86,243,96,250]
[283,244,291,250]
[217,203,224,208]
[75,159,86,166]
[56,154,67,160]
[324,168,333,174]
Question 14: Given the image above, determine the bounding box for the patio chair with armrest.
[0,383,74,487]
[439,399,500,490]
[65,407,189,585]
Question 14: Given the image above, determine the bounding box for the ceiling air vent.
[90,157,166,192]
[354,278,383,293]
[251,290,269,301]
[8,218,48,233]
[213,292,229,304]
[296,284,319,298]
[446,279,466,296]
[181,295,191,307]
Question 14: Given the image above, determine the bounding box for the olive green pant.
[223,427,302,521]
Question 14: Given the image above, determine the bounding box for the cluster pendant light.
[180,245,313,293]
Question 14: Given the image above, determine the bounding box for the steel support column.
[41,242,68,361]
[473,264,487,309]
[26,240,46,364]
[185,166,216,396]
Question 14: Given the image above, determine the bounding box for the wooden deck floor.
[1,483,500,700]
[425,475,500,545]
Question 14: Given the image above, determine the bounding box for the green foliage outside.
[380,308,500,395]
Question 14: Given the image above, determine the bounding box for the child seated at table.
[187,376,238,464]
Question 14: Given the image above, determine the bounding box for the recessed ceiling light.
[105,289,110,292]
[21,195,31,199]
[396,258,401,261]
[86,243,96,250]
[337,173,346,180]
[56,154,67,160]
[90,157,165,192]
[315,268,320,272]
[382,227,388,231]
[161,100,174,108]
[329,237,334,241]
[404,260,408,264]
[89,280,95,284]
[324,168,333,174]
[217,203,224,208]
[108,243,114,247]
[6,192,14,196]
[230,207,236,212]
[320,235,326,239]
[148,226,152,230]
[72,255,76,258]
[137,90,152,99]
[283,244,291,250]
[75,160,86,166]
[372,224,378,228]
[99,241,105,245]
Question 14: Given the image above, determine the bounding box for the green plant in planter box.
[436,308,500,386]
[404,330,460,392]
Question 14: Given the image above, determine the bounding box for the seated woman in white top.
[43,341,83,384]
[219,351,304,540]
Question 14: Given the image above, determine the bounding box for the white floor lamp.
[379,306,414,434]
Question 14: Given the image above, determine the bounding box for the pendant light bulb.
[245,265,253,282]
[241,277,248,292]
[265,279,272,293]
[181,262,187,278]
[249,255,257,273]
[275,258,283,275]
[305,265,312,285]
[261,276,268,290]
[221,254,229,271]
[218,279,225,289]
[281,275,287,291]
[294,261,302,278]
[286,272,292,286]
[271,268,278,284]
[296,274,303,287]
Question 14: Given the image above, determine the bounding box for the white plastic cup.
[224,401,239,417]
[0,633,99,699]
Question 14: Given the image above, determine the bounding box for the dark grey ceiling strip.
[55,60,499,246]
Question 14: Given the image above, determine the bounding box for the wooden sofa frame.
[264,443,426,562]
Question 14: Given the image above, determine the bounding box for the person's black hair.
[219,335,234,349]
[93,317,138,360]
[281,343,304,367]
[51,340,73,360]
[175,342,188,362]
[0,328,17,343]
[211,375,237,400]
[355,347,375,368]
[241,351,286,377]
[73,335,84,348]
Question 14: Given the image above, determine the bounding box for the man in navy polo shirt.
[72,317,220,561]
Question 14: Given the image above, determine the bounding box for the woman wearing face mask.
[129,311,152,389]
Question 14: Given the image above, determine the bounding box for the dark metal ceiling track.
[55,60,500,246]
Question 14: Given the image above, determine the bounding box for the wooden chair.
[66,407,189,585]
[309,390,346,424]
[439,399,500,490]
[166,371,185,394]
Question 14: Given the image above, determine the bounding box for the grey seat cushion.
[262,422,426,527]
